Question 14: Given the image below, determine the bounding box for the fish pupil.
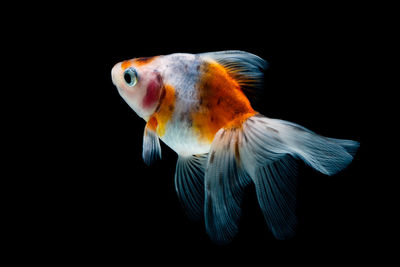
[124,72,132,84]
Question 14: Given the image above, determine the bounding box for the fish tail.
[203,113,359,243]
[255,116,360,176]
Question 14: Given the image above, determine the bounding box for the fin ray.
[175,154,207,220]
[239,114,359,239]
[142,124,161,165]
[261,117,360,175]
[252,156,298,239]
[204,128,251,244]
[199,50,267,100]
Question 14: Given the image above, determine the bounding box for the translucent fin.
[201,113,358,242]
[174,154,207,220]
[204,128,251,244]
[199,50,267,97]
[253,156,298,239]
[326,137,360,157]
[142,125,161,165]
[238,114,359,239]
[260,117,360,176]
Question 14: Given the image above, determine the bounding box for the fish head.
[111,56,163,120]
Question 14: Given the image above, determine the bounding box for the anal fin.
[175,154,208,220]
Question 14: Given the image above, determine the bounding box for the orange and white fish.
[111,51,359,244]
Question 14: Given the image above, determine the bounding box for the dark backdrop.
[13,2,386,264]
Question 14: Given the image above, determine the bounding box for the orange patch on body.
[121,59,135,70]
[191,61,256,143]
[134,57,157,66]
[146,116,158,132]
[147,84,175,137]
[225,112,257,129]
[121,57,157,70]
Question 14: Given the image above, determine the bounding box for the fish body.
[111,51,359,243]
[112,52,256,156]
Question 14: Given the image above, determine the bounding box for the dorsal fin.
[199,50,268,99]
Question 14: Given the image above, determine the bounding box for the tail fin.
[203,113,359,243]
[249,116,360,176]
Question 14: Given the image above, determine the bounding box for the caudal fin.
[202,113,359,243]
[241,114,359,239]
[254,116,360,176]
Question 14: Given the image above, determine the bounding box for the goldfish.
[111,50,359,244]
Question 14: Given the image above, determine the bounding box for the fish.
[111,50,359,244]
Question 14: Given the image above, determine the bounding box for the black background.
[8,2,391,264]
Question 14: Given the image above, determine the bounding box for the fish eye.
[123,68,138,87]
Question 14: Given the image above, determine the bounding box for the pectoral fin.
[143,118,161,165]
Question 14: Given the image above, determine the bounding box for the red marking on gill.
[142,78,161,109]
